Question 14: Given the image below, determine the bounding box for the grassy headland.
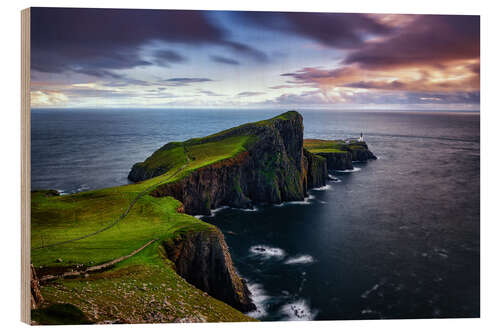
[31,111,375,324]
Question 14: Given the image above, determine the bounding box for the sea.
[31,108,480,320]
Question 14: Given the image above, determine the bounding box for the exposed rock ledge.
[162,228,256,313]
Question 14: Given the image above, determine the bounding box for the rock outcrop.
[315,151,353,170]
[304,140,377,171]
[162,229,256,313]
[131,111,327,215]
[303,149,328,189]
[349,142,377,162]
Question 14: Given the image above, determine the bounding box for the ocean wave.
[328,174,342,183]
[285,194,315,205]
[361,283,380,299]
[433,248,449,259]
[245,283,270,319]
[335,167,361,173]
[280,299,318,321]
[249,245,286,259]
[311,184,331,191]
[210,205,229,216]
[235,206,259,212]
[284,255,315,265]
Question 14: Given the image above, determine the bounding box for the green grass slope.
[30,118,305,323]
[304,138,369,154]
[130,111,300,179]
[31,111,306,323]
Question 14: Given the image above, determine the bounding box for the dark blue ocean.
[31,109,480,320]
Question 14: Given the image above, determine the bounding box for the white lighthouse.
[358,132,364,142]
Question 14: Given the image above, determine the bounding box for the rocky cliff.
[349,142,377,162]
[303,139,377,171]
[314,151,353,170]
[162,228,255,313]
[130,111,327,215]
[303,149,328,188]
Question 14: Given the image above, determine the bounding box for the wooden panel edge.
[21,7,31,325]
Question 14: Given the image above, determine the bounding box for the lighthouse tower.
[358,132,364,142]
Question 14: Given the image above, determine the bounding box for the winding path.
[39,238,158,282]
[33,147,191,250]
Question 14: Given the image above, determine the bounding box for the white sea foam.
[236,206,259,212]
[311,184,331,191]
[434,248,449,259]
[209,205,229,216]
[328,174,342,183]
[284,255,315,265]
[361,283,380,299]
[246,283,270,318]
[249,245,286,259]
[280,299,318,321]
[285,194,315,205]
[335,167,361,173]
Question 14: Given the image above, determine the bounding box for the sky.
[30,8,480,110]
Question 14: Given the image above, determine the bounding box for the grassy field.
[31,112,309,323]
[30,116,289,323]
[304,138,367,154]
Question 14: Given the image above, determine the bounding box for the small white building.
[344,133,364,144]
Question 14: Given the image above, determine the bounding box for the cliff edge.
[304,139,377,170]
[129,111,328,215]
[163,228,255,312]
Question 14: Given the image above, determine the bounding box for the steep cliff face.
[303,149,328,189]
[349,142,377,162]
[131,111,327,215]
[315,151,353,171]
[303,139,377,171]
[162,229,256,313]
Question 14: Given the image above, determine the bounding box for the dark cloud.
[343,80,407,90]
[210,55,240,65]
[281,66,354,81]
[343,15,480,69]
[102,79,153,87]
[237,91,266,97]
[198,89,226,97]
[161,78,213,87]
[31,8,267,77]
[218,41,267,62]
[62,88,139,99]
[468,63,480,74]
[272,90,328,105]
[153,50,188,66]
[269,85,297,89]
[237,12,392,49]
[269,89,479,106]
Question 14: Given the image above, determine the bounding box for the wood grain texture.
[21,7,31,325]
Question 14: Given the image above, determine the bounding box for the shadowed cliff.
[129,111,328,215]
